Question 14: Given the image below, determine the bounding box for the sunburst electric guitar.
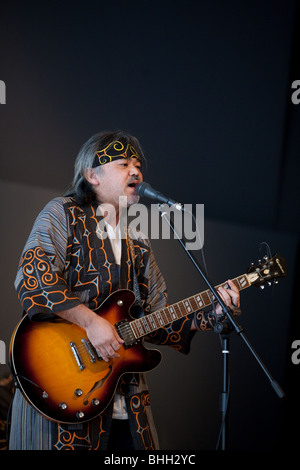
[10,254,287,424]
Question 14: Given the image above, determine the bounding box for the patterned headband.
[93,140,141,167]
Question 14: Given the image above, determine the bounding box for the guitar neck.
[130,273,251,340]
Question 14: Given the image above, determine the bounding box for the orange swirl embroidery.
[20,247,58,291]
[130,392,154,450]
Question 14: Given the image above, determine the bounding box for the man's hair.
[66,130,146,205]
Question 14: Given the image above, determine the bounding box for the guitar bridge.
[115,319,136,348]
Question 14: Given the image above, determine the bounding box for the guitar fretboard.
[130,274,250,340]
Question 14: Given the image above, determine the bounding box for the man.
[9,130,240,450]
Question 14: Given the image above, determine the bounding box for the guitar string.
[71,275,248,358]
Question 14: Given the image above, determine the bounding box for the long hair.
[65,130,146,205]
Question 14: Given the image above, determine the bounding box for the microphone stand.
[157,205,285,450]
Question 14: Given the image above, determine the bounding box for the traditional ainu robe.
[9,196,196,450]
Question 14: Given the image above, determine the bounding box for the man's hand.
[55,304,124,362]
[85,315,124,362]
[215,279,240,316]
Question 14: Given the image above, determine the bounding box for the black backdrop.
[0,0,299,450]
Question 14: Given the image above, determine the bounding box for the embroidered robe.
[10,197,195,450]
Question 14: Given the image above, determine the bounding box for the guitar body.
[10,289,162,424]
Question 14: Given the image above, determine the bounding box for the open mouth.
[127,181,139,190]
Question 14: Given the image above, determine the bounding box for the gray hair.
[66,130,146,205]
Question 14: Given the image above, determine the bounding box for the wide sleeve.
[14,198,82,320]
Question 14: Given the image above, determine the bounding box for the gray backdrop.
[0,0,299,450]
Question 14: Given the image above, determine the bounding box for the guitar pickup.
[70,342,85,371]
[81,338,96,363]
[115,319,136,348]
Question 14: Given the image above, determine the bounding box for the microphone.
[136,182,183,211]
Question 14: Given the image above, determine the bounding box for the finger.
[230,294,240,308]
[100,351,119,362]
[95,345,119,362]
[227,279,239,293]
[111,340,123,352]
[106,344,121,358]
[218,286,231,306]
[112,328,124,345]
[227,281,240,307]
[229,295,239,308]
[218,286,239,309]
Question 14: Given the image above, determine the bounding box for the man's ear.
[84,168,100,186]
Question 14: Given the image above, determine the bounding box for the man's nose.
[128,164,141,177]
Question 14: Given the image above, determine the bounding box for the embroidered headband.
[93,140,141,167]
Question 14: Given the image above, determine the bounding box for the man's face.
[93,157,143,209]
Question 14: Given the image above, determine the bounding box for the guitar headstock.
[247,253,287,289]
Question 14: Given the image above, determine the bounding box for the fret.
[235,275,250,290]
[130,321,139,338]
[148,312,158,329]
[162,308,171,325]
[177,302,186,317]
[155,311,165,327]
[135,318,146,337]
[215,281,227,290]
[168,305,178,321]
[189,296,199,312]
[183,298,193,314]
[201,290,213,307]
[159,309,167,325]
[216,276,250,292]
[130,271,252,340]
[173,304,181,321]
[141,317,151,334]
[148,313,157,330]
[194,293,205,309]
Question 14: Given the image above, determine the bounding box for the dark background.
[0,0,299,451]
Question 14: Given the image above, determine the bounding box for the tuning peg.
[260,285,265,290]
[267,281,272,287]
[274,279,279,285]
[264,255,269,261]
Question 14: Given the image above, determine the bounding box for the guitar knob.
[74,388,83,397]
[76,411,85,419]
[59,402,67,410]
[117,300,123,307]
[92,398,100,406]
